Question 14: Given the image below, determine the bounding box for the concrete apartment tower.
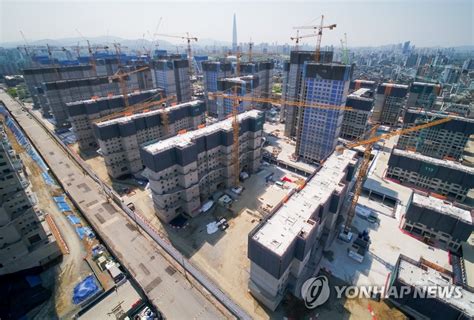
[295,62,352,163]
[373,83,408,125]
[216,75,258,119]
[150,57,191,103]
[281,51,334,138]
[141,110,264,223]
[232,13,238,53]
[0,127,61,275]
[202,60,233,117]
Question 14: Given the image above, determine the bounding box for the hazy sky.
[1,0,473,47]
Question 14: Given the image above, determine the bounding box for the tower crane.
[248,39,254,63]
[108,66,149,108]
[231,46,242,186]
[208,92,351,111]
[155,33,198,77]
[290,31,317,51]
[337,116,453,239]
[93,94,176,124]
[340,33,349,64]
[294,15,336,62]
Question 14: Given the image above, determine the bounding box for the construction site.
[1,8,472,320]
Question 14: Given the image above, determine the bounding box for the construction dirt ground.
[2,116,112,319]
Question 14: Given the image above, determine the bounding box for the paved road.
[0,91,228,319]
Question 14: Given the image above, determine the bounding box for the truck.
[106,262,125,284]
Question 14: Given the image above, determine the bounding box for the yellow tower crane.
[338,116,453,239]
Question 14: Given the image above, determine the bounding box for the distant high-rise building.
[402,41,411,54]
[232,13,238,53]
[405,53,418,68]
[441,65,461,84]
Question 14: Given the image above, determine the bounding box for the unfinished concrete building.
[239,61,274,107]
[373,83,408,125]
[406,82,441,110]
[388,254,474,320]
[150,57,191,103]
[387,149,474,203]
[67,89,164,152]
[281,50,334,138]
[248,150,357,310]
[22,65,96,114]
[141,110,264,223]
[94,100,206,179]
[340,88,374,140]
[396,110,474,161]
[401,193,473,251]
[215,75,258,119]
[0,129,61,275]
[202,60,233,117]
[349,79,376,92]
[295,63,352,163]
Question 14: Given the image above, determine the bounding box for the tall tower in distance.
[232,13,238,52]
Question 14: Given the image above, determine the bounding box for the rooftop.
[252,149,357,256]
[397,258,474,317]
[406,108,474,123]
[412,193,473,224]
[380,83,409,89]
[392,149,474,175]
[95,99,202,127]
[142,110,261,155]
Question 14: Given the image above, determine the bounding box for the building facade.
[387,254,473,320]
[373,83,408,125]
[42,76,126,128]
[215,75,258,119]
[406,82,441,111]
[22,65,96,114]
[396,110,474,161]
[94,100,206,179]
[282,51,334,138]
[295,63,352,163]
[387,149,474,203]
[401,193,473,251]
[248,150,357,310]
[67,89,164,153]
[340,88,374,140]
[141,110,264,223]
[150,57,191,103]
[202,60,233,117]
[0,127,61,275]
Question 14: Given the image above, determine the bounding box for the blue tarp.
[67,215,81,225]
[72,275,100,305]
[76,227,95,239]
[41,172,56,186]
[53,196,72,212]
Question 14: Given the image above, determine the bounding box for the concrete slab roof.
[412,193,473,224]
[95,100,202,127]
[397,258,474,317]
[252,149,357,256]
[392,149,474,174]
[142,110,261,155]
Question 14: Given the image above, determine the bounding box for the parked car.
[231,186,243,195]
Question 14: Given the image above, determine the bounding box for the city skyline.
[1,0,472,47]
